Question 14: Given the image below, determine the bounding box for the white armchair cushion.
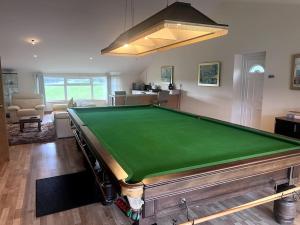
[11,94,44,108]
[7,105,20,111]
[13,99,41,109]
[35,104,45,110]
[54,111,69,119]
[17,109,39,117]
[53,104,68,112]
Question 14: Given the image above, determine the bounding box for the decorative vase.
[168,83,174,90]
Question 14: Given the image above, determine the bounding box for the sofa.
[7,94,45,123]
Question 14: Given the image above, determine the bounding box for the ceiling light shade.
[101,2,228,56]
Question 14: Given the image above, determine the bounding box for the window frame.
[44,75,108,102]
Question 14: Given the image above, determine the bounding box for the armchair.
[7,94,45,123]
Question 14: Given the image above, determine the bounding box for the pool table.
[68,105,300,224]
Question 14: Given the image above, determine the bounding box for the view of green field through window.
[44,76,107,101]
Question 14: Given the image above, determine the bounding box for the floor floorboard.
[1,138,300,225]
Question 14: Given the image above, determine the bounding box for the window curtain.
[110,75,121,94]
[35,73,46,103]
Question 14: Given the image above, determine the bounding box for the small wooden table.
[19,116,42,132]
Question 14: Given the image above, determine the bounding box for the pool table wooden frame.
[68,106,300,225]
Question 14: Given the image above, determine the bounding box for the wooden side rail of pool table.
[136,154,300,225]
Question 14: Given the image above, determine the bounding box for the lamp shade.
[101,2,228,56]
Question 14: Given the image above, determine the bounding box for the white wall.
[139,1,300,132]
[118,72,140,94]
[17,70,36,94]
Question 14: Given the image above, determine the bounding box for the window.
[249,65,265,73]
[44,76,107,101]
[66,78,92,100]
[44,77,65,101]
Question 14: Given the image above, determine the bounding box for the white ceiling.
[0,0,298,75]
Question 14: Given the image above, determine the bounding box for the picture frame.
[161,66,174,83]
[291,54,300,90]
[198,62,220,87]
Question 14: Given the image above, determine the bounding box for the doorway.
[232,52,266,129]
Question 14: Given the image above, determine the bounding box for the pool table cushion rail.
[68,106,300,185]
[72,114,300,215]
[141,148,300,186]
[68,105,164,182]
[69,105,300,184]
[157,105,300,146]
[69,108,146,200]
[142,149,300,198]
[71,106,300,191]
[80,126,129,181]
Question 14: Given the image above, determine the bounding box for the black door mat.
[36,170,101,217]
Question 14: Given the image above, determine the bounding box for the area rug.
[36,170,101,217]
[7,122,56,145]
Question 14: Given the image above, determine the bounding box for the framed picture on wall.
[198,62,220,87]
[161,66,174,83]
[291,54,300,90]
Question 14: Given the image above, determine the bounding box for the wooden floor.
[1,138,300,225]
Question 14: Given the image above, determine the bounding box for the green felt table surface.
[71,105,300,183]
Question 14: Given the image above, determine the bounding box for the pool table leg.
[274,184,297,225]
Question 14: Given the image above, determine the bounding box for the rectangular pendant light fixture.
[101,2,228,56]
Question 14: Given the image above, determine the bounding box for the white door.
[240,53,265,128]
[232,52,266,128]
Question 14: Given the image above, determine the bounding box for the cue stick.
[179,186,300,225]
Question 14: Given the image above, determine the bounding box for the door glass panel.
[249,65,265,73]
